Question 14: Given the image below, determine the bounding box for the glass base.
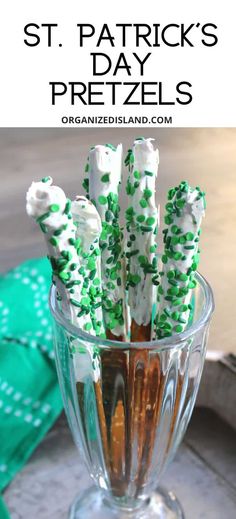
[69,486,184,519]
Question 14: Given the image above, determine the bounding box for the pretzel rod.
[125,137,159,341]
[70,195,104,334]
[83,143,127,340]
[26,177,104,337]
[155,181,205,339]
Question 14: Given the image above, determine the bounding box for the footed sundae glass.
[49,270,214,519]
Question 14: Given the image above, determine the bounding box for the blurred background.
[0,127,235,353]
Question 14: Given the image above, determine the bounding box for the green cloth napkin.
[0,257,62,506]
[0,495,10,519]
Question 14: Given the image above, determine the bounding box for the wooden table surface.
[0,127,236,354]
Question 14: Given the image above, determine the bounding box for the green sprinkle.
[166,202,174,213]
[101,173,110,183]
[184,245,195,250]
[85,163,89,173]
[70,298,81,308]
[173,252,182,261]
[146,216,155,226]
[132,274,141,285]
[137,215,145,223]
[130,234,136,241]
[165,215,173,225]
[41,176,51,183]
[171,236,180,245]
[188,280,197,289]
[105,210,113,222]
[64,199,71,215]
[144,189,152,199]
[87,258,96,271]
[144,170,154,177]
[70,263,77,271]
[140,225,153,232]
[134,170,141,179]
[50,204,60,213]
[98,195,107,205]
[61,250,72,261]
[174,324,183,333]
[171,225,179,234]
[49,237,58,246]
[84,322,92,332]
[126,249,139,258]
[176,199,185,209]
[82,178,89,191]
[93,278,100,286]
[179,273,188,281]
[185,232,194,241]
[167,286,179,296]
[139,198,148,209]
[160,314,167,322]
[180,304,188,312]
[59,271,70,281]
[54,228,64,236]
[172,298,182,306]
[36,212,50,224]
[105,143,116,151]
[81,296,90,306]
[150,245,157,253]
[138,255,147,264]
[162,255,168,264]
[126,206,135,217]
[40,223,47,233]
[68,238,75,245]
[167,270,175,279]
[168,188,177,200]
[171,311,180,320]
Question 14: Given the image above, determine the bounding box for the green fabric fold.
[0,257,63,512]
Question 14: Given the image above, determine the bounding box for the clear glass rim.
[49,271,214,351]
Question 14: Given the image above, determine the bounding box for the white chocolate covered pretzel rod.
[155,181,205,339]
[83,143,127,340]
[125,138,159,341]
[26,177,104,337]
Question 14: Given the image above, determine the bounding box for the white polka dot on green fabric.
[33,418,42,427]
[5,406,13,414]
[24,414,33,423]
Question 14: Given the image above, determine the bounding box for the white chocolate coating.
[126,138,159,329]
[155,183,205,339]
[71,196,102,252]
[26,179,105,382]
[87,144,127,338]
[26,179,104,335]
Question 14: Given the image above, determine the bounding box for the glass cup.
[49,270,214,519]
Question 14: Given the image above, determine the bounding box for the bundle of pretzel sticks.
[26,137,206,343]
